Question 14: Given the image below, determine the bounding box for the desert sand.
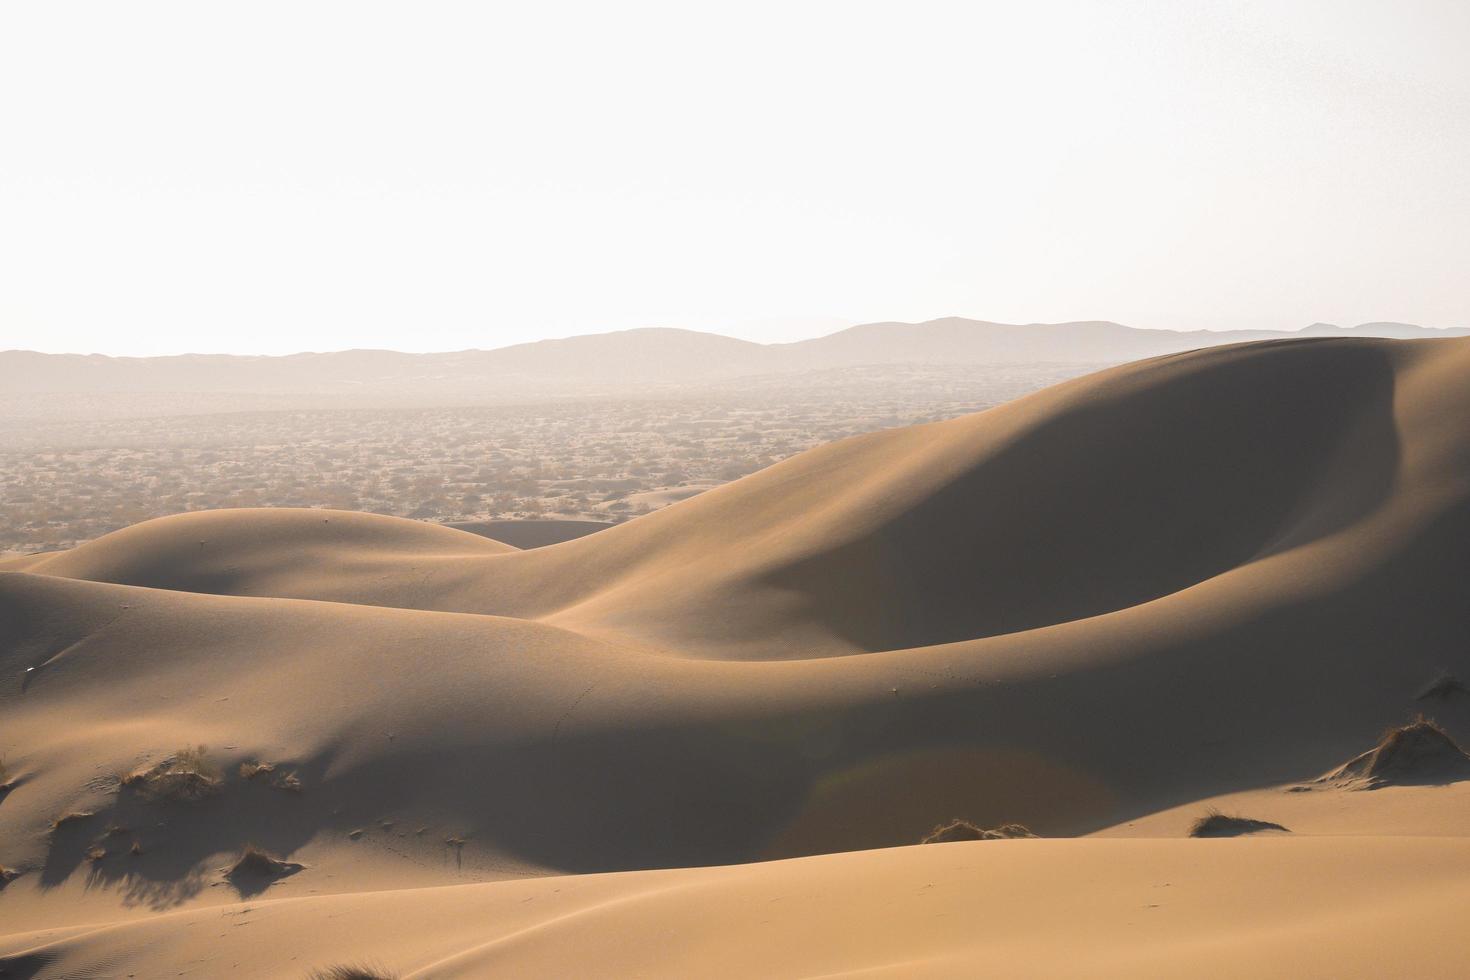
[3,336,1470,977]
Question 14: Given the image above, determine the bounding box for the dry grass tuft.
[239,760,276,780]
[124,745,223,802]
[1324,715,1470,789]
[0,865,20,884]
[50,810,95,831]
[225,844,303,880]
[241,760,301,791]
[921,819,1036,844]
[307,965,398,980]
[85,845,107,862]
[1189,810,1290,837]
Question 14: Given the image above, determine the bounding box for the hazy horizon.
[4,0,1468,357]
[9,314,1468,359]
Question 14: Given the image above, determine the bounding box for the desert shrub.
[123,745,223,802]
[50,810,94,830]
[308,966,398,980]
[1324,715,1470,789]
[1188,810,1289,837]
[239,760,276,780]
[240,760,301,791]
[225,844,302,880]
[921,819,1036,844]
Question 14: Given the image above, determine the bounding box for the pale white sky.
[2,1,1467,355]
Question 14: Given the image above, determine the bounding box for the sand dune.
[8,837,1470,978]
[3,336,1470,976]
[29,338,1470,659]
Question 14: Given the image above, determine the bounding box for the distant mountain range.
[4,319,1466,394]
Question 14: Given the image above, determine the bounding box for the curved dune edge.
[6,837,1470,978]
[2,337,1470,974]
[20,337,1470,662]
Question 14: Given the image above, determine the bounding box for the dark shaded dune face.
[449,519,614,550]
[759,340,1400,653]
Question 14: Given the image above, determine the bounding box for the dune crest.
[4,336,1470,975]
[27,338,1470,661]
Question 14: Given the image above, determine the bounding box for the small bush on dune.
[240,759,301,791]
[123,745,223,802]
[239,760,276,780]
[50,810,94,831]
[1188,810,1289,838]
[225,844,303,881]
[1323,715,1470,789]
[921,819,1037,844]
[307,964,398,980]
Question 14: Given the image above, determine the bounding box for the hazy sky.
[2,1,1467,355]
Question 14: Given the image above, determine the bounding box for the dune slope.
[7,838,1470,979]
[30,337,1470,660]
[3,336,1470,975]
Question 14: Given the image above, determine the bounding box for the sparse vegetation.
[225,844,302,881]
[123,745,223,802]
[1189,810,1290,838]
[240,759,301,791]
[239,760,276,780]
[1323,715,1470,789]
[0,864,20,884]
[50,810,94,831]
[307,965,398,980]
[0,363,1090,554]
[85,846,107,861]
[921,820,1036,844]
